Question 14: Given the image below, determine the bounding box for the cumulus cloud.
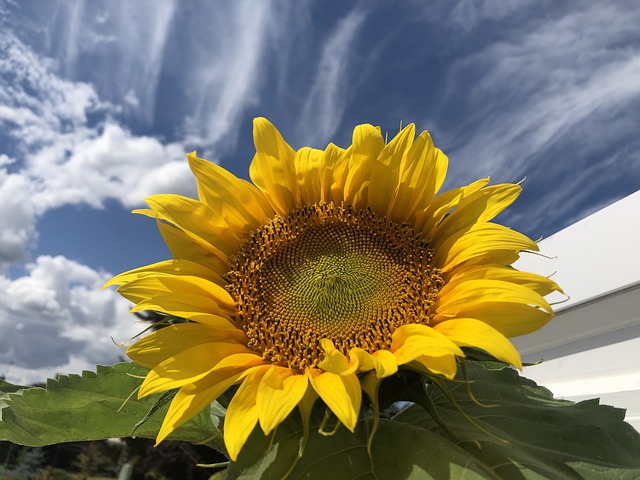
[29,122,195,210]
[0,32,196,267]
[0,31,194,383]
[0,171,38,266]
[0,255,137,385]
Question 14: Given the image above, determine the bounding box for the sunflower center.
[226,202,443,370]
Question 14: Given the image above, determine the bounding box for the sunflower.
[106,118,561,461]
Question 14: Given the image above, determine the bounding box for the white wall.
[512,190,640,430]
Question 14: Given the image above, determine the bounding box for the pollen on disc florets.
[226,202,443,371]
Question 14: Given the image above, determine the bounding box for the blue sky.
[1,0,639,384]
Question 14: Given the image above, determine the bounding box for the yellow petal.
[350,348,398,378]
[328,146,351,203]
[250,117,299,214]
[224,365,271,461]
[155,219,228,273]
[371,350,399,377]
[415,177,490,238]
[116,275,235,312]
[139,194,240,257]
[308,369,361,432]
[386,131,448,224]
[434,223,538,272]
[104,259,225,289]
[294,147,325,205]
[343,124,384,209]
[128,295,237,330]
[430,184,522,251]
[435,302,554,338]
[320,143,347,203]
[435,279,552,319]
[256,366,308,435]
[127,323,243,368]
[156,366,252,445]
[187,152,273,229]
[391,324,464,365]
[318,339,358,375]
[434,318,522,369]
[367,124,415,216]
[138,343,255,397]
[411,354,459,379]
[442,264,563,298]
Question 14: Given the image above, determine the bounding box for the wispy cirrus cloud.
[32,0,177,127]
[296,9,367,146]
[422,2,640,233]
[180,0,279,151]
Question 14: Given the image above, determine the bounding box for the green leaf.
[0,378,27,394]
[227,362,640,479]
[226,414,492,479]
[0,362,225,453]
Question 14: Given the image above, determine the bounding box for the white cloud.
[448,0,537,32]
[421,3,640,235]
[38,0,177,126]
[29,122,195,210]
[297,9,367,146]
[0,154,14,167]
[0,32,196,267]
[0,255,137,385]
[180,0,279,151]
[0,171,38,266]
